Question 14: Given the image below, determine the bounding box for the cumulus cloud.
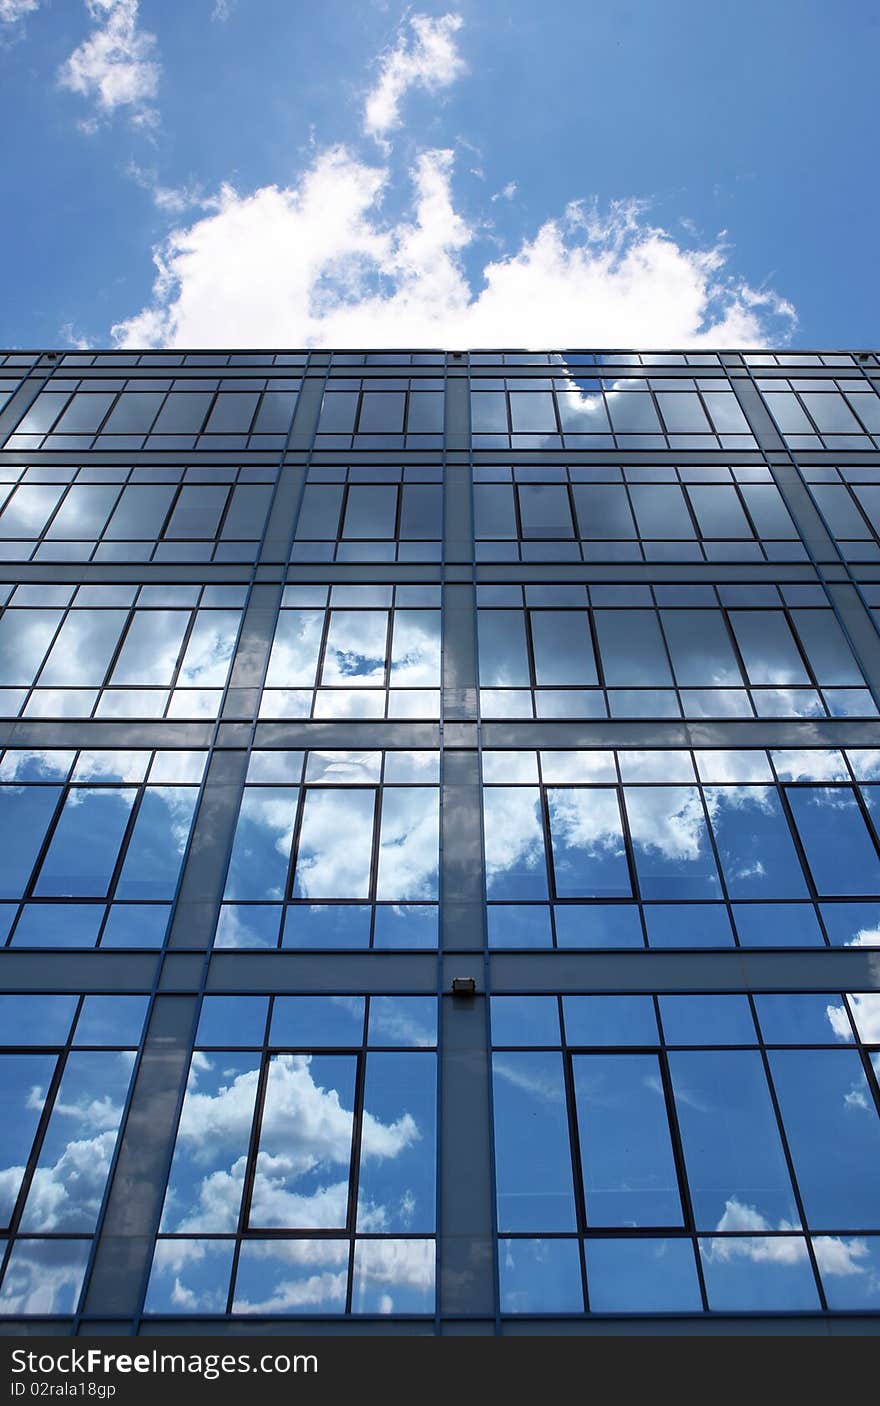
[364,13,466,144]
[111,145,796,350]
[58,0,159,128]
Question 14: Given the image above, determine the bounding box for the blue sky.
[0,0,877,349]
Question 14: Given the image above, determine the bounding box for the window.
[492,992,880,1314]
[144,995,437,1316]
[481,748,880,949]
[0,992,148,1314]
[217,751,440,950]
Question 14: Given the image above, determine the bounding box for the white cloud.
[58,0,159,128]
[364,13,466,144]
[126,162,210,215]
[211,0,233,19]
[491,181,517,203]
[111,141,797,350]
[0,0,39,24]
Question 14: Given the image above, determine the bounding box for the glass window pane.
[531,611,597,685]
[687,485,752,538]
[389,611,440,687]
[729,611,809,685]
[706,785,808,898]
[483,787,548,900]
[478,611,529,686]
[47,485,119,539]
[0,1054,57,1223]
[54,392,115,434]
[670,1050,799,1231]
[19,1051,134,1231]
[375,787,439,901]
[629,485,695,539]
[624,787,721,898]
[769,1050,880,1229]
[661,610,741,686]
[656,392,710,433]
[492,1051,576,1230]
[594,610,672,686]
[342,486,397,538]
[0,610,62,684]
[249,1054,356,1229]
[356,1052,435,1232]
[38,610,127,686]
[518,485,574,538]
[104,484,175,539]
[153,393,212,434]
[791,610,863,686]
[322,612,387,686]
[573,1054,682,1226]
[572,484,636,538]
[0,786,61,896]
[585,1238,701,1312]
[34,788,136,896]
[115,786,198,900]
[102,392,164,434]
[499,1238,583,1312]
[605,391,659,433]
[787,787,880,897]
[293,788,375,899]
[474,484,517,538]
[265,611,324,687]
[223,787,298,900]
[111,611,190,686]
[547,788,631,898]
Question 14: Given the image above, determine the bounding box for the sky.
[0,0,878,350]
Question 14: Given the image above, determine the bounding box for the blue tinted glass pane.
[233,1240,348,1314]
[213,904,282,949]
[196,996,269,1046]
[644,903,734,947]
[0,1239,91,1315]
[787,787,880,897]
[585,1238,702,1312]
[492,1051,576,1231]
[223,788,297,900]
[0,995,77,1045]
[483,787,548,900]
[0,787,61,897]
[491,997,560,1046]
[270,996,365,1047]
[74,995,148,1046]
[372,904,437,948]
[34,789,136,897]
[563,995,657,1046]
[115,787,198,899]
[160,1053,260,1232]
[769,1050,880,1230]
[574,1054,682,1226]
[487,904,553,947]
[531,611,597,685]
[351,1239,435,1314]
[368,997,436,1047]
[814,1236,880,1309]
[548,788,631,898]
[554,903,643,948]
[499,1238,583,1313]
[101,904,171,947]
[755,994,852,1045]
[294,789,375,900]
[821,902,880,947]
[0,1054,56,1222]
[144,1239,235,1314]
[706,786,807,898]
[733,903,825,948]
[12,903,104,947]
[478,611,530,686]
[669,1050,799,1231]
[624,788,721,899]
[699,1237,819,1310]
[249,1054,356,1229]
[659,996,755,1045]
[19,1050,134,1231]
[356,1052,436,1232]
[375,788,439,902]
[282,903,371,948]
[594,611,673,685]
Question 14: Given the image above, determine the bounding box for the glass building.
[1,345,880,1335]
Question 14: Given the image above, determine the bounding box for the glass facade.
[1,345,880,1334]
